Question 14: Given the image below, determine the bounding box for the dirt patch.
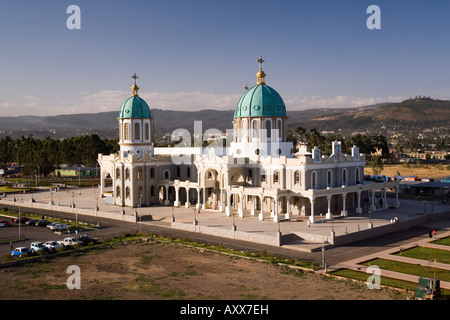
[0,241,409,300]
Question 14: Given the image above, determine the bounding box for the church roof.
[118,73,151,119]
[234,56,286,119]
[119,96,151,119]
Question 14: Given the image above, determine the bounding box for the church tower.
[118,73,154,158]
[229,56,293,159]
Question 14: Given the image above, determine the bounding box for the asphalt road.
[0,203,445,267]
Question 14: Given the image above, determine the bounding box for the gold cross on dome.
[257,55,264,71]
[132,73,139,85]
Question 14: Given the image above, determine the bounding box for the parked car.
[53,224,69,232]
[46,222,60,229]
[0,220,11,227]
[57,237,83,247]
[26,219,39,226]
[35,219,51,227]
[30,242,49,254]
[43,241,64,251]
[78,234,99,245]
[13,217,30,224]
[10,247,31,257]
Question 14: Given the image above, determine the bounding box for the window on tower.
[145,123,149,140]
[124,123,130,140]
[134,123,140,140]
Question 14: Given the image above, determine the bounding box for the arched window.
[124,123,130,140]
[294,171,301,185]
[126,168,130,180]
[252,120,259,139]
[150,168,155,179]
[145,123,149,140]
[116,167,120,179]
[187,167,191,179]
[261,168,266,183]
[273,170,279,184]
[342,169,347,186]
[177,167,181,178]
[277,119,282,140]
[311,171,317,189]
[137,168,143,180]
[164,170,169,180]
[242,119,248,142]
[126,186,130,199]
[356,167,361,184]
[265,120,271,139]
[150,186,155,197]
[116,186,121,197]
[134,123,140,140]
[327,170,332,188]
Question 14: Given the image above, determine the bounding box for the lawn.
[362,258,450,282]
[395,246,450,264]
[433,236,450,246]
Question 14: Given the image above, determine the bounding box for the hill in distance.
[0,98,448,139]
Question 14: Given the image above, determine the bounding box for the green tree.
[369,155,384,175]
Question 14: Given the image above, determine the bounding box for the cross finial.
[132,73,139,85]
[131,73,140,96]
[257,55,264,71]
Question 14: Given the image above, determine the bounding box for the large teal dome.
[234,83,286,118]
[118,95,151,119]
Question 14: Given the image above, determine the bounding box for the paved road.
[2,202,447,268]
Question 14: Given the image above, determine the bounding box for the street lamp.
[321,214,325,270]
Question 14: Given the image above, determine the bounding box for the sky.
[0,0,449,117]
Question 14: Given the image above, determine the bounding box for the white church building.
[98,58,400,223]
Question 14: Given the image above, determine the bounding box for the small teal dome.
[118,95,151,119]
[234,84,286,118]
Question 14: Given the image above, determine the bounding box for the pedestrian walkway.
[327,228,450,290]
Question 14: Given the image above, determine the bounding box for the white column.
[285,196,291,220]
[174,186,180,207]
[395,186,400,208]
[273,196,280,222]
[196,187,201,210]
[326,195,332,220]
[356,191,362,214]
[341,193,347,217]
[164,186,170,206]
[370,189,376,212]
[258,195,265,221]
[238,192,244,218]
[100,175,105,195]
[309,197,316,223]
[185,188,190,208]
[219,189,223,212]
[383,188,389,209]
[202,187,206,210]
[225,191,231,216]
[251,196,256,215]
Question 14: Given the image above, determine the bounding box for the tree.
[369,155,384,175]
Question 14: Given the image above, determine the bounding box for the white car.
[30,242,49,254]
[47,222,60,230]
[43,241,63,251]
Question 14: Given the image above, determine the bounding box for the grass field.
[433,236,450,246]
[362,258,450,282]
[395,247,450,264]
[365,163,450,179]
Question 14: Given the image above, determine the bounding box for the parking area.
[0,214,103,258]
